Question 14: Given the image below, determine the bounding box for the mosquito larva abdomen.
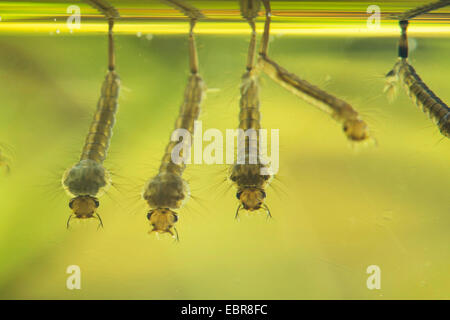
[80,71,120,163]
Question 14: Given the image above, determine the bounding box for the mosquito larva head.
[67,195,102,229]
[147,208,178,237]
[343,119,370,142]
[68,195,99,219]
[237,188,266,211]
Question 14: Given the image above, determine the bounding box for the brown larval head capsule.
[147,208,179,239]
[343,119,369,142]
[236,188,271,219]
[67,195,102,228]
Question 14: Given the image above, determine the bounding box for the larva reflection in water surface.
[62,0,120,228]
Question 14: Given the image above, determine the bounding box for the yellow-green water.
[0,1,449,300]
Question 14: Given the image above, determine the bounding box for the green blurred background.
[0,1,449,300]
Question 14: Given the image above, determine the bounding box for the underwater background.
[0,0,449,299]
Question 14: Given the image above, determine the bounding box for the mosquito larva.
[385,18,450,139]
[230,0,272,219]
[142,0,205,239]
[257,0,370,142]
[62,1,120,228]
[389,0,450,21]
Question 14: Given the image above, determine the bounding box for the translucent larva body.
[388,59,450,139]
[385,19,449,139]
[230,72,272,215]
[258,0,370,142]
[143,2,205,238]
[80,71,120,163]
[62,70,119,225]
[259,56,369,141]
[143,74,204,236]
[62,3,120,227]
[231,3,272,218]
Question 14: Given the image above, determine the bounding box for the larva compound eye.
[147,211,154,220]
[236,191,243,200]
[94,198,100,208]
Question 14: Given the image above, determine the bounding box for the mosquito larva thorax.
[63,160,111,197]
